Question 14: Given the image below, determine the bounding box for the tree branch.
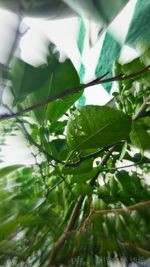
[94,200,150,215]
[1,64,150,120]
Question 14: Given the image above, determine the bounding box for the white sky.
[0,0,138,167]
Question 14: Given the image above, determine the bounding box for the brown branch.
[94,199,150,215]
[1,64,150,121]
[76,200,150,237]
[46,144,119,266]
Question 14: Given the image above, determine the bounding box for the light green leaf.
[67,105,131,151]
[0,165,24,178]
[130,117,150,151]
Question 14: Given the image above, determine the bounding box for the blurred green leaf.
[0,165,24,178]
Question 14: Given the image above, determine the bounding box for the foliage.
[0,39,150,267]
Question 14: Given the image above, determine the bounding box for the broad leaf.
[66,105,131,151]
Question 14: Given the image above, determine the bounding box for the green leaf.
[115,171,133,195]
[109,177,119,198]
[0,165,24,178]
[48,120,68,134]
[62,159,93,175]
[119,141,128,160]
[93,198,107,210]
[122,56,150,86]
[73,184,93,197]
[10,43,81,123]
[48,139,68,160]
[67,105,131,151]
[71,167,98,184]
[28,58,81,123]
[130,117,150,151]
[10,58,53,99]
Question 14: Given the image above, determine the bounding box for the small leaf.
[67,105,131,152]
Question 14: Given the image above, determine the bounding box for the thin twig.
[1,64,150,120]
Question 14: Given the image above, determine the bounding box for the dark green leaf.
[67,105,131,151]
